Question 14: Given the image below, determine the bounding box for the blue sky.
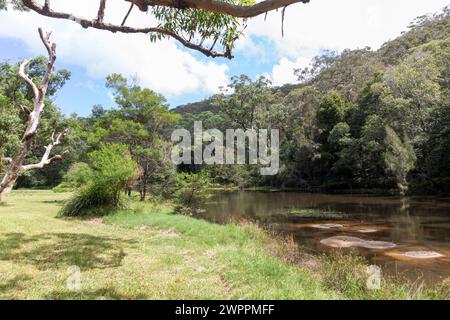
[0,0,448,116]
[0,35,281,115]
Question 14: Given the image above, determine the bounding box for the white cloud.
[265,56,311,86]
[0,0,229,97]
[238,0,449,58]
[238,0,448,87]
[1,0,448,97]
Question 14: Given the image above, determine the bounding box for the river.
[201,191,450,285]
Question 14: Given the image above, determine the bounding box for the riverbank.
[0,190,448,299]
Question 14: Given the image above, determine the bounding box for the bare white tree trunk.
[0,28,68,201]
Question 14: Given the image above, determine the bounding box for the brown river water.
[200,191,450,285]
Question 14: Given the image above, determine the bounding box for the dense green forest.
[1,7,449,196]
[176,8,450,194]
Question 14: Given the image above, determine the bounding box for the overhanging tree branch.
[21,0,233,58]
[20,0,310,59]
[127,0,309,18]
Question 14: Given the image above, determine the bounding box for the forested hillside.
[176,7,450,194]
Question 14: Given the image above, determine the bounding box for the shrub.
[52,162,93,193]
[60,144,138,216]
[173,172,211,215]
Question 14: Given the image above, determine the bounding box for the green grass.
[104,206,334,299]
[0,190,335,299]
[0,190,447,300]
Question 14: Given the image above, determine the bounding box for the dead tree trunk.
[0,28,68,201]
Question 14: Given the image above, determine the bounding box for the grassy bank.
[0,190,447,299]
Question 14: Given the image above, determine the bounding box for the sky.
[0,0,448,116]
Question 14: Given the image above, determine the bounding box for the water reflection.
[201,191,450,284]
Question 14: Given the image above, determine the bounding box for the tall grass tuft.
[320,250,449,300]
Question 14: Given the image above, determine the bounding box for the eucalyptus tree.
[213,75,272,130]
[0,29,70,201]
[87,74,179,200]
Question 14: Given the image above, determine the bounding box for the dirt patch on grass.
[86,218,103,225]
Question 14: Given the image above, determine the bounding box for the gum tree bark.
[0,28,68,201]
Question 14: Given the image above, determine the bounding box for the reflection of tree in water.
[387,197,449,243]
[204,191,450,244]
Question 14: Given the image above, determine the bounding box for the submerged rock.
[356,229,378,233]
[402,251,444,259]
[320,236,396,249]
[311,224,343,229]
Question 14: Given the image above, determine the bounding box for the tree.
[0,29,69,201]
[174,171,211,214]
[418,98,450,192]
[0,57,75,190]
[86,74,179,200]
[213,75,272,130]
[382,50,440,136]
[358,115,388,188]
[384,126,416,195]
[0,95,22,189]
[53,162,93,192]
[317,91,351,135]
[5,0,311,59]
[296,48,385,102]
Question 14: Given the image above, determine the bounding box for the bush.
[174,172,211,215]
[52,162,93,193]
[59,144,138,216]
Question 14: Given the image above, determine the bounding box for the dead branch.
[21,130,69,171]
[37,28,57,97]
[18,60,38,99]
